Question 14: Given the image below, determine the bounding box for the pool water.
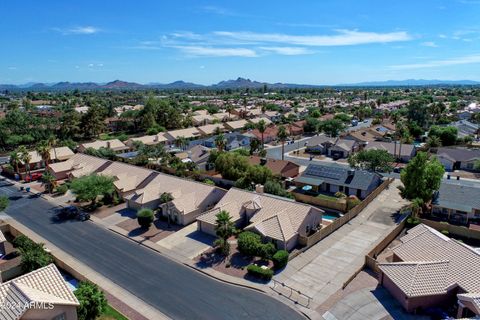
[323,214,341,221]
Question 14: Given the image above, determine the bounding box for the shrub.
[335,192,347,198]
[13,235,53,272]
[247,264,273,280]
[203,179,215,186]
[55,184,68,195]
[441,230,449,236]
[13,235,35,250]
[137,208,154,228]
[0,195,9,211]
[238,232,262,256]
[347,197,361,210]
[75,281,107,320]
[406,216,421,228]
[257,243,276,260]
[272,250,289,269]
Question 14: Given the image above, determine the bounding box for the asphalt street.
[0,179,304,320]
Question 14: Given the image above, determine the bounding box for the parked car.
[54,206,90,222]
[24,172,42,182]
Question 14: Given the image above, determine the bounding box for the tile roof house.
[196,123,226,136]
[0,264,79,320]
[378,224,480,317]
[247,156,300,179]
[175,145,211,170]
[126,171,226,225]
[295,164,382,199]
[48,154,226,225]
[249,117,273,126]
[364,141,416,162]
[431,181,480,226]
[202,132,251,151]
[164,127,202,141]
[78,139,129,153]
[247,125,280,144]
[448,120,479,138]
[224,119,249,131]
[435,147,480,171]
[125,133,168,147]
[18,147,75,173]
[192,114,217,126]
[197,188,323,251]
[306,135,358,159]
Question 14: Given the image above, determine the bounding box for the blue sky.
[2,0,480,85]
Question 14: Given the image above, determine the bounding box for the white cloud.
[171,45,257,57]
[7,66,17,70]
[213,29,412,46]
[390,54,480,69]
[421,41,438,47]
[53,26,100,35]
[88,63,94,67]
[259,46,313,55]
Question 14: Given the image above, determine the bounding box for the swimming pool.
[323,213,341,221]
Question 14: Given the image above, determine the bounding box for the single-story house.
[224,119,249,131]
[248,156,300,179]
[212,112,238,122]
[306,136,357,158]
[0,264,79,319]
[78,139,129,153]
[197,123,226,136]
[378,224,480,318]
[260,111,281,122]
[203,132,251,150]
[295,164,382,199]
[18,147,75,173]
[192,114,217,126]
[248,125,280,144]
[164,127,202,142]
[197,188,323,251]
[435,147,480,171]
[448,120,479,138]
[125,133,168,148]
[364,141,416,162]
[176,145,212,170]
[431,181,480,225]
[249,117,272,126]
[125,172,226,225]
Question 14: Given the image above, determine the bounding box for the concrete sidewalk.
[273,180,409,311]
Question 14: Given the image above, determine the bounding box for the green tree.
[249,138,261,155]
[428,126,458,146]
[9,150,20,174]
[348,149,394,172]
[70,174,115,206]
[214,210,235,256]
[319,119,345,137]
[35,140,52,168]
[474,159,480,172]
[137,208,154,229]
[0,195,9,211]
[75,281,107,320]
[426,135,442,148]
[215,133,226,152]
[18,146,31,179]
[81,104,105,138]
[257,119,267,147]
[400,152,445,202]
[40,171,57,193]
[277,125,288,161]
[13,235,54,273]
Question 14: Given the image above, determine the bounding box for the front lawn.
[98,305,128,320]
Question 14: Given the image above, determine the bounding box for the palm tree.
[410,198,424,219]
[48,136,58,162]
[36,140,52,169]
[215,133,226,152]
[175,136,188,151]
[277,125,288,161]
[18,146,31,180]
[226,104,234,121]
[214,210,235,256]
[9,151,20,174]
[257,119,267,148]
[426,136,442,149]
[41,171,57,193]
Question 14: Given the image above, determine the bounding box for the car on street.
[54,206,90,222]
[24,172,43,182]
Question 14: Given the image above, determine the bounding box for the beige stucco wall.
[23,304,77,320]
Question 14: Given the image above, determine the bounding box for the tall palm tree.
[36,140,52,169]
[257,119,267,148]
[9,151,20,174]
[277,125,288,161]
[215,133,226,152]
[214,210,235,256]
[48,136,58,162]
[41,171,57,193]
[18,146,31,180]
[226,104,234,121]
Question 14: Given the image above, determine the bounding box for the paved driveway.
[273,180,409,310]
[156,223,215,259]
[0,179,304,320]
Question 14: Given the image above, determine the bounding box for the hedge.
[238,231,262,256]
[137,209,154,228]
[247,264,273,280]
[272,250,289,269]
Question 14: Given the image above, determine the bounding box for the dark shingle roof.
[436,147,480,162]
[299,164,381,190]
[432,181,480,213]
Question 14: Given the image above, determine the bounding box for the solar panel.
[306,165,344,180]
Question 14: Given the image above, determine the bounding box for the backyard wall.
[292,192,347,212]
[420,218,480,240]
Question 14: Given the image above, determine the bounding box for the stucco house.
[364,141,416,162]
[78,139,129,154]
[378,224,480,318]
[247,156,300,179]
[306,136,358,158]
[431,181,480,225]
[0,264,79,320]
[197,188,323,251]
[435,147,480,171]
[295,164,382,199]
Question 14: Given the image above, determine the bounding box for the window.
[52,313,66,320]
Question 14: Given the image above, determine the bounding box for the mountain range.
[1,78,479,91]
